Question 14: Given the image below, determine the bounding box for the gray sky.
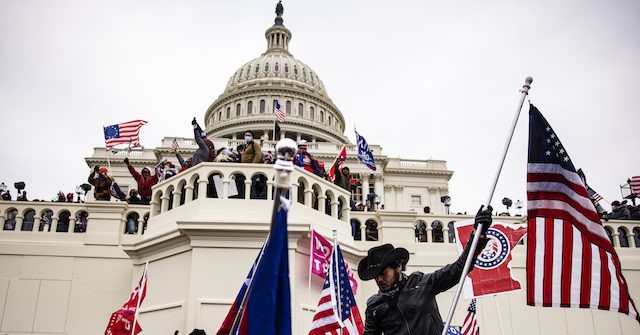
[1,0,638,214]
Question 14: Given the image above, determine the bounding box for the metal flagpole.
[441,77,532,335]
[229,138,296,334]
[308,227,313,305]
[131,261,148,335]
[332,228,344,335]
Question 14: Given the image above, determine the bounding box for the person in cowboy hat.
[358,206,493,335]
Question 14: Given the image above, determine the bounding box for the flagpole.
[132,261,148,335]
[308,227,313,306]
[229,138,296,334]
[332,228,344,335]
[441,76,532,335]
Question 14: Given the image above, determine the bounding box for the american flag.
[171,138,180,151]
[274,101,286,123]
[587,186,603,204]
[103,120,147,150]
[630,176,640,196]
[526,104,639,322]
[460,299,479,335]
[308,244,363,335]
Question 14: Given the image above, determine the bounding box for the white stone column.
[384,185,395,210]
[15,215,24,231]
[331,200,339,218]
[161,194,170,213]
[184,186,194,203]
[33,217,41,232]
[244,179,252,199]
[68,218,76,233]
[374,173,384,208]
[173,190,182,208]
[197,179,208,199]
[612,231,620,247]
[395,185,404,211]
[361,174,370,212]
[318,195,326,213]
[52,217,60,232]
[304,189,313,207]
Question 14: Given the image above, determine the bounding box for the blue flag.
[217,198,292,335]
[355,129,376,171]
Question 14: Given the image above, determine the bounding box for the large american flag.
[460,299,479,335]
[274,101,286,123]
[308,244,363,335]
[630,176,640,196]
[103,120,147,150]
[526,104,639,322]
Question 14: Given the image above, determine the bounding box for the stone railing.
[349,211,640,249]
[148,162,352,221]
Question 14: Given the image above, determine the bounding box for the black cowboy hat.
[357,244,409,281]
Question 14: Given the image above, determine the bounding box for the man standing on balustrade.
[88,166,112,201]
[294,140,323,177]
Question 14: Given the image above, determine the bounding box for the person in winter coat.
[190,118,216,167]
[241,131,262,163]
[359,206,493,335]
[88,166,112,201]
[293,140,323,177]
[124,157,157,205]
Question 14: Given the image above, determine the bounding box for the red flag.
[327,145,347,182]
[310,230,358,294]
[526,105,639,322]
[105,264,148,335]
[455,220,526,298]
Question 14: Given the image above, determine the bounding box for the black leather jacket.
[363,234,488,335]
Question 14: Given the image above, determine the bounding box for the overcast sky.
[1,0,638,214]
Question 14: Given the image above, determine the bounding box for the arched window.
[284,63,289,73]
[236,103,241,116]
[634,227,640,248]
[264,63,269,73]
[21,209,36,231]
[247,101,253,114]
[75,211,88,233]
[57,210,71,233]
[298,103,303,116]
[259,100,266,114]
[40,210,53,231]
[255,64,260,74]
[230,173,246,199]
[302,68,307,78]
[125,212,139,234]
[3,209,17,231]
[143,213,149,234]
[604,226,614,244]
[432,221,444,243]
[250,173,268,200]
[618,227,629,247]
[297,180,306,205]
[319,110,324,123]
[226,107,231,119]
[246,66,251,78]
[415,220,427,242]
[285,101,292,115]
[207,173,222,198]
[274,62,279,72]
[310,107,315,120]
[365,220,378,241]
[293,66,298,76]
[218,111,222,121]
[180,183,186,206]
[328,115,332,126]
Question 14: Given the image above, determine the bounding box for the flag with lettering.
[526,104,639,322]
[308,244,364,335]
[103,120,147,150]
[327,146,347,183]
[217,198,292,335]
[104,264,148,335]
[461,299,479,335]
[455,220,527,298]
[310,230,358,294]
[354,129,376,171]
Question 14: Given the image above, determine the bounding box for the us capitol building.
[0,3,638,334]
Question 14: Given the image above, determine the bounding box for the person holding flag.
[190,117,216,167]
[357,207,492,335]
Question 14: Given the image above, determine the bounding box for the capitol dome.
[204,2,348,145]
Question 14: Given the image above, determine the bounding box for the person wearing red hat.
[358,206,493,335]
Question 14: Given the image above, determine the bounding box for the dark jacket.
[88,172,112,201]
[333,164,351,191]
[363,234,488,335]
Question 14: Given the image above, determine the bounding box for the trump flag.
[455,220,527,298]
[310,230,358,294]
